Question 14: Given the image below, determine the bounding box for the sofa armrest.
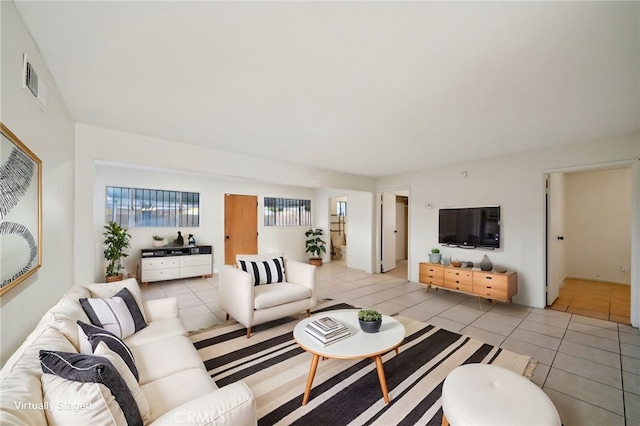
[285,260,316,292]
[149,382,256,426]
[219,266,255,327]
[142,298,179,322]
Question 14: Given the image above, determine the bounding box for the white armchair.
[219,254,317,338]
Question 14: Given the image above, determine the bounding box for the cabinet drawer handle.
[487,286,492,289]
[456,280,460,284]
[485,276,492,280]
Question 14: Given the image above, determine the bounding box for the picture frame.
[1,123,42,296]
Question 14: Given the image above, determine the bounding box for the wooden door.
[224,194,258,264]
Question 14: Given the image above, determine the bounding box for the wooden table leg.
[373,355,390,404]
[302,354,320,405]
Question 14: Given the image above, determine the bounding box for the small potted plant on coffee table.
[358,309,383,333]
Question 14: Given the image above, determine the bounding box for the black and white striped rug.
[191,301,536,426]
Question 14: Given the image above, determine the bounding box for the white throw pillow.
[95,342,150,425]
[41,374,128,426]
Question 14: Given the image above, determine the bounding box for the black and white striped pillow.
[237,257,286,286]
[79,287,147,339]
[78,320,139,382]
[39,350,143,426]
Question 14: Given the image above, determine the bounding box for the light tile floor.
[142,261,640,426]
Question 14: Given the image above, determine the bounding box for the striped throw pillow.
[78,320,139,381]
[237,257,286,286]
[79,287,147,339]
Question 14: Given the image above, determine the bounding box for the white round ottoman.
[441,363,561,426]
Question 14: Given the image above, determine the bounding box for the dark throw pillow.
[39,350,142,426]
[77,320,139,381]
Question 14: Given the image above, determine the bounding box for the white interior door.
[381,192,397,272]
[546,173,566,305]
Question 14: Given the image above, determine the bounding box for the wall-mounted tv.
[438,206,501,249]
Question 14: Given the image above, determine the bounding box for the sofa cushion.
[140,368,218,423]
[95,342,150,424]
[124,317,187,348]
[237,256,286,286]
[130,335,206,385]
[80,287,147,339]
[0,327,76,379]
[47,296,92,351]
[0,373,49,425]
[42,374,128,426]
[78,320,138,381]
[39,350,143,426]
[254,282,312,310]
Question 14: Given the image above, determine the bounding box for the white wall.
[94,163,317,280]
[376,132,640,314]
[565,167,632,284]
[76,125,375,282]
[0,2,75,365]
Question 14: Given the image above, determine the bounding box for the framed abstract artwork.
[0,123,42,296]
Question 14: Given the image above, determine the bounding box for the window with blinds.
[264,197,311,226]
[106,186,199,228]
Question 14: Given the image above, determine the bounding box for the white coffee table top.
[293,309,405,359]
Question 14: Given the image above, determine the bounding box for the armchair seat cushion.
[254,283,312,310]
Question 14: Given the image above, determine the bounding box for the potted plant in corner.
[358,309,383,333]
[305,227,327,267]
[103,221,131,282]
[429,247,441,263]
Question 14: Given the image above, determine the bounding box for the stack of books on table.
[305,316,351,346]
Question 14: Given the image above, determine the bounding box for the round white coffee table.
[293,309,405,405]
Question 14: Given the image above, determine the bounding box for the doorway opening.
[546,166,633,324]
[380,189,410,279]
[329,196,348,265]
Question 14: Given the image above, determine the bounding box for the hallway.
[549,278,631,324]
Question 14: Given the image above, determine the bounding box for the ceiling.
[14,1,640,178]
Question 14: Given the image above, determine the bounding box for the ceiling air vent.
[22,54,46,109]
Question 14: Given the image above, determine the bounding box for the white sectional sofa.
[0,278,256,425]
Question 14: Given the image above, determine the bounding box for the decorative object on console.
[174,231,184,246]
[451,260,462,268]
[103,221,131,282]
[152,235,165,248]
[0,123,42,296]
[358,309,382,333]
[429,247,441,263]
[441,254,451,266]
[480,255,493,271]
[305,227,327,266]
[188,234,196,245]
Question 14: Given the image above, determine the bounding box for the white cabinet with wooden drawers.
[419,262,518,303]
[141,254,212,285]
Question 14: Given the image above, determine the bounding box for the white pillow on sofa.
[95,342,150,424]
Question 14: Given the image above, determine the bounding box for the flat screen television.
[438,206,500,249]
